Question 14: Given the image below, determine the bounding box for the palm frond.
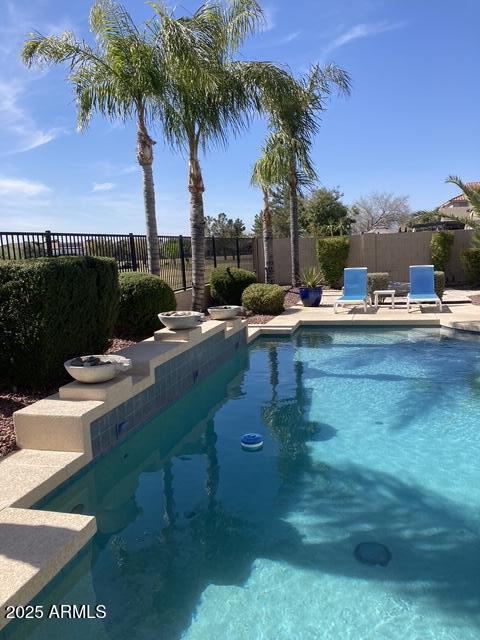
[446,175,480,216]
[223,0,264,53]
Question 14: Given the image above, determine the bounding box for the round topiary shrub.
[0,256,119,389]
[116,272,176,337]
[210,267,257,305]
[242,283,285,315]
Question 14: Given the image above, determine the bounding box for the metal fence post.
[128,233,138,271]
[235,237,241,268]
[178,235,187,290]
[45,230,53,257]
[212,236,217,268]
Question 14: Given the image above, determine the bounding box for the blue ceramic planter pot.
[299,286,323,307]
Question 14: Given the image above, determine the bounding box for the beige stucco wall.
[174,284,212,310]
[254,230,473,285]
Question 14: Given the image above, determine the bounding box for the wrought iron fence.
[0,230,254,292]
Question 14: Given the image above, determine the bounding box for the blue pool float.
[241,433,263,451]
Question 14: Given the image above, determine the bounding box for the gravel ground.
[106,337,137,353]
[0,293,299,458]
[0,392,45,458]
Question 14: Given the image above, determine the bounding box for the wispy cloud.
[119,165,137,175]
[0,3,74,154]
[322,21,404,56]
[262,5,276,32]
[92,182,115,192]
[0,176,51,197]
[277,30,302,45]
[0,81,64,154]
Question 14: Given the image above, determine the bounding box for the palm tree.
[151,0,286,310]
[22,0,167,274]
[445,176,480,247]
[260,64,351,286]
[251,155,275,283]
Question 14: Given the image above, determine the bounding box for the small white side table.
[374,289,395,309]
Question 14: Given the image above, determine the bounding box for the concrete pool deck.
[247,293,480,342]
[1,302,480,631]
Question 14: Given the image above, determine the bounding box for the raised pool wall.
[14,318,246,463]
[0,319,246,630]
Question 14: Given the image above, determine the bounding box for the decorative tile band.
[90,329,246,458]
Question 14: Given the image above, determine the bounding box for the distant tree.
[231,218,246,238]
[406,209,441,228]
[351,192,410,233]
[303,187,354,236]
[251,187,306,238]
[205,213,246,238]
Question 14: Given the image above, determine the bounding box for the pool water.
[9,327,480,640]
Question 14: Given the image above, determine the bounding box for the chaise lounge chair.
[406,265,442,312]
[334,267,369,313]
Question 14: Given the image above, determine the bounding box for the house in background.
[438,182,480,220]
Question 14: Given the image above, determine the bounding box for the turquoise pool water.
[8,327,480,640]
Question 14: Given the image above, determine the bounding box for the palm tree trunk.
[262,188,275,284]
[188,135,206,311]
[289,171,300,287]
[136,107,160,275]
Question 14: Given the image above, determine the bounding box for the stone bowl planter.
[158,311,204,330]
[207,305,241,320]
[64,354,132,384]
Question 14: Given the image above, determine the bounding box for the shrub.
[115,272,176,337]
[317,237,350,287]
[434,271,445,300]
[430,231,454,272]
[210,266,257,305]
[367,272,390,302]
[242,283,285,315]
[0,257,119,389]
[461,248,480,285]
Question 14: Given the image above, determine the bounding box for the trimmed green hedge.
[461,248,480,285]
[210,267,257,305]
[0,257,119,389]
[317,237,350,287]
[434,271,445,300]
[242,283,285,315]
[367,272,390,302]
[115,272,176,337]
[430,231,454,272]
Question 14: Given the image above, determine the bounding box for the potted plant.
[299,268,323,307]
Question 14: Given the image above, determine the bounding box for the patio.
[247,288,480,341]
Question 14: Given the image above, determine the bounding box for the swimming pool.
[8,327,480,639]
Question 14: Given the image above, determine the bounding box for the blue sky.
[0,0,479,235]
